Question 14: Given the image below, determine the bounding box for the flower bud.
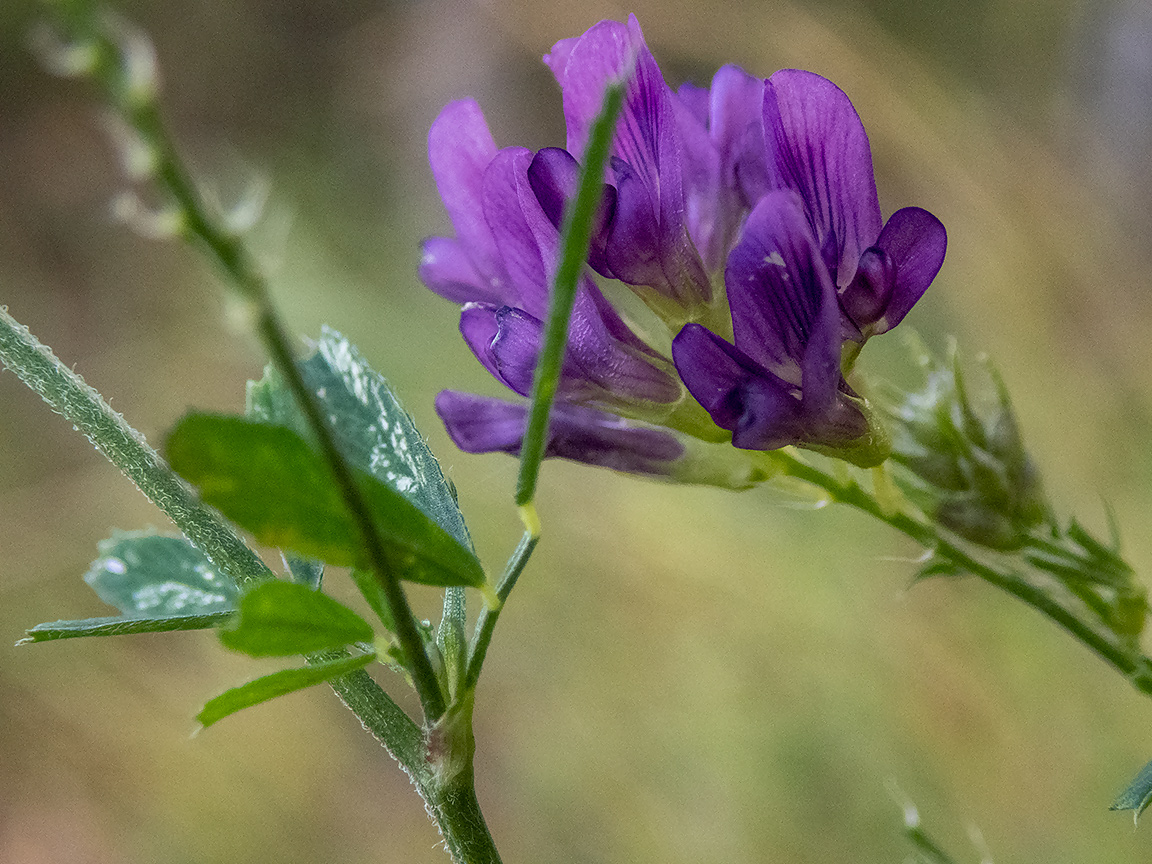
[886,343,1050,550]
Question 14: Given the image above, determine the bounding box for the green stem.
[515,79,625,507]
[69,14,445,723]
[425,775,504,864]
[254,306,446,721]
[464,529,539,692]
[1,301,426,760]
[776,452,1152,694]
[0,305,270,588]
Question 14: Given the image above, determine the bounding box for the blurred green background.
[4,0,1152,861]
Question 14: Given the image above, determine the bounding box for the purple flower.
[419,96,746,485]
[420,18,946,482]
[435,391,770,488]
[420,100,683,416]
[672,70,946,466]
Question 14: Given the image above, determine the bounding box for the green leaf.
[196,652,375,728]
[85,531,239,616]
[1111,758,1152,823]
[349,568,397,632]
[166,413,485,588]
[283,554,324,590]
[219,581,374,657]
[19,612,232,644]
[246,328,473,549]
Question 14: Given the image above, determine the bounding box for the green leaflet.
[1111,758,1152,823]
[166,413,485,588]
[21,533,241,645]
[246,328,472,549]
[85,531,239,616]
[196,652,375,728]
[19,613,232,644]
[219,581,374,657]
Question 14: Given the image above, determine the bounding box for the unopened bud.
[885,342,1050,550]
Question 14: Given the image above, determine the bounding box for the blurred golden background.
[4,0,1152,861]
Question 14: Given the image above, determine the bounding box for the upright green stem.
[0,305,270,588]
[49,10,447,722]
[465,528,539,692]
[776,452,1152,694]
[465,75,626,695]
[514,80,625,507]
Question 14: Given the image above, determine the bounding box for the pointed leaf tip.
[196,652,375,728]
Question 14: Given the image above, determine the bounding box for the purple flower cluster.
[422,16,945,486]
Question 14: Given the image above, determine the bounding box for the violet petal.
[725,189,842,413]
[840,246,895,330]
[527,147,616,275]
[763,69,882,286]
[435,391,685,477]
[567,290,681,404]
[550,15,709,306]
[871,206,947,333]
[673,324,820,450]
[428,100,504,288]
[458,303,506,387]
[481,147,556,318]
[418,236,505,305]
[603,157,666,289]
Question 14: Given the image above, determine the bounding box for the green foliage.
[84,530,239,615]
[246,328,472,549]
[166,413,485,588]
[19,613,232,644]
[20,532,240,644]
[1112,758,1152,823]
[219,581,374,657]
[196,652,375,729]
[349,568,397,632]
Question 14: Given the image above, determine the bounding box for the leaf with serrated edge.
[166,414,485,587]
[246,329,472,548]
[19,612,232,644]
[1112,758,1152,823]
[85,531,239,616]
[219,581,374,657]
[196,652,374,728]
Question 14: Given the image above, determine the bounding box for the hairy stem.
[51,7,447,723]
[0,305,270,588]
